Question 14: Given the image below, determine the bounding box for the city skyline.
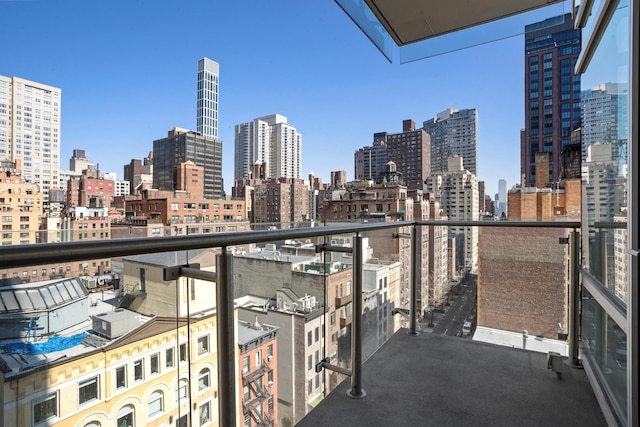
[1,1,572,197]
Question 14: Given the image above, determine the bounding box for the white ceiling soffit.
[363,0,566,46]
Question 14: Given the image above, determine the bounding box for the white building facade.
[234,114,302,180]
[0,76,61,206]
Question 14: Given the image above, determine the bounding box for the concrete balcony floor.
[298,330,607,427]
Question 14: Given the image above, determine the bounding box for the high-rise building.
[581,143,626,277]
[354,139,387,181]
[153,127,223,199]
[496,178,507,217]
[234,114,302,180]
[522,13,581,188]
[423,108,477,177]
[425,156,479,273]
[580,82,628,162]
[356,119,430,189]
[0,76,61,206]
[196,57,219,139]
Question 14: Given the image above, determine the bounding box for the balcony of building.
[1,218,631,426]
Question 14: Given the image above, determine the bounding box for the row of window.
[33,391,213,427]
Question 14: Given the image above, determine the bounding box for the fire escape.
[242,359,274,426]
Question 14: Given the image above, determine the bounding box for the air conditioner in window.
[268,380,274,388]
[267,355,272,361]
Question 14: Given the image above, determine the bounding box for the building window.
[116,366,126,389]
[134,360,143,381]
[307,331,312,346]
[315,327,319,342]
[148,391,163,419]
[166,348,174,368]
[255,350,262,367]
[198,368,210,391]
[267,344,273,359]
[242,356,249,373]
[116,405,134,427]
[150,353,159,374]
[199,401,211,426]
[78,376,99,405]
[176,379,188,403]
[179,343,187,362]
[33,392,57,424]
[197,335,209,355]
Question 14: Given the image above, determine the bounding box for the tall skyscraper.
[0,75,61,206]
[423,108,478,177]
[153,127,223,199]
[522,13,581,188]
[234,114,302,180]
[355,119,430,189]
[580,82,628,162]
[196,58,219,139]
[496,178,507,217]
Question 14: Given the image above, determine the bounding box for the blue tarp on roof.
[0,332,86,355]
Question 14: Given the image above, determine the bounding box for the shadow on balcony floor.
[298,330,606,427]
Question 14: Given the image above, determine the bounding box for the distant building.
[507,178,581,221]
[423,108,478,177]
[580,83,628,162]
[0,75,61,207]
[330,170,347,189]
[69,149,95,174]
[253,177,309,226]
[234,114,302,180]
[123,188,247,229]
[425,156,479,273]
[153,127,223,199]
[496,178,507,217]
[66,173,115,208]
[197,57,220,139]
[522,13,581,188]
[354,139,387,182]
[356,120,430,189]
[123,155,153,194]
[581,143,626,279]
[0,160,42,246]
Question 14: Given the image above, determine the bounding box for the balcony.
[0,220,626,426]
[299,330,606,426]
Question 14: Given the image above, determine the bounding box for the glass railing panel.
[359,224,406,361]
[588,224,628,305]
[581,288,627,422]
[579,0,629,308]
[233,234,325,427]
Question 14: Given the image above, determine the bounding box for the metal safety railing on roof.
[0,220,580,427]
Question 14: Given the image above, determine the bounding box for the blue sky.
[1,0,570,197]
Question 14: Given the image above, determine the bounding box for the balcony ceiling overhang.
[363,0,566,46]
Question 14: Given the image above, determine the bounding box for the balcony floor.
[299,330,606,426]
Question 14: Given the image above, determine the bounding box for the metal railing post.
[348,233,366,398]
[216,247,237,426]
[568,230,581,367]
[409,225,419,335]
